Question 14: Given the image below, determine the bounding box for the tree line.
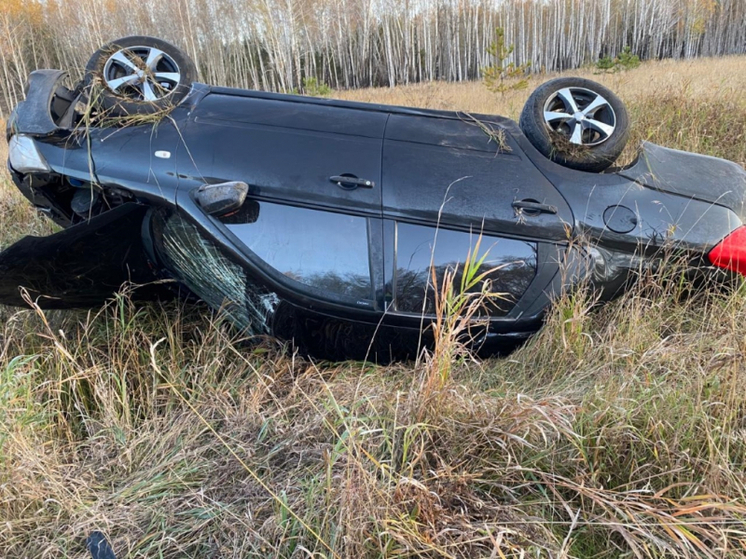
[1,0,745,114]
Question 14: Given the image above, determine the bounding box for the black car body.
[4,61,746,360]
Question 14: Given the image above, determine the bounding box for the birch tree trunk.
[1,0,745,115]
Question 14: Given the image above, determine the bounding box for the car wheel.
[83,36,197,117]
[519,77,629,172]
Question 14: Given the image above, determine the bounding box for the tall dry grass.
[339,55,746,167]
[1,59,746,558]
[1,257,745,557]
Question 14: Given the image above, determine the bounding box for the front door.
[175,92,388,310]
[177,93,386,215]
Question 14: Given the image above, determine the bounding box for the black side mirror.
[219,199,260,224]
[194,181,249,216]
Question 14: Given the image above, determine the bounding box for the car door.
[177,92,385,214]
[382,113,572,238]
[174,93,387,310]
[382,113,573,319]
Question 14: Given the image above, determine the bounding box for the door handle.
[329,175,375,189]
[512,199,558,216]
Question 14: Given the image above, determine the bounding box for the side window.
[393,223,537,316]
[152,210,278,336]
[221,201,374,302]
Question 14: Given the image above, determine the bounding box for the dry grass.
[337,56,746,116]
[338,55,746,167]
[2,59,746,558]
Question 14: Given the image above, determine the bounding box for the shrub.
[596,46,641,73]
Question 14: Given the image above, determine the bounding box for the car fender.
[7,70,69,138]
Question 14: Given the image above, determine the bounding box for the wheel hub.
[543,86,617,146]
[102,46,181,102]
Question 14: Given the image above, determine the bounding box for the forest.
[2,0,746,556]
[1,0,746,113]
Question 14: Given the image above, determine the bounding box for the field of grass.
[1,57,746,558]
[340,56,746,168]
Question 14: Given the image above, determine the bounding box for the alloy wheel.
[542,87,617,146]
[102,46,182,101]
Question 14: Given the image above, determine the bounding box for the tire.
[83,36,197,117]
[519,77,629,172]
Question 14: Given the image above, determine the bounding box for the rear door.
[382,114,572,318]
[382,113,572,238]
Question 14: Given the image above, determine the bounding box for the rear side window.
[394,223,537,315]
[223,201,374,302]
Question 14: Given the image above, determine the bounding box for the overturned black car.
[4,37,746,361]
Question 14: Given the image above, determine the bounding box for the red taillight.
[708,226,746,276]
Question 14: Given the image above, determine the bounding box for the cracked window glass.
[154,211,278,335]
